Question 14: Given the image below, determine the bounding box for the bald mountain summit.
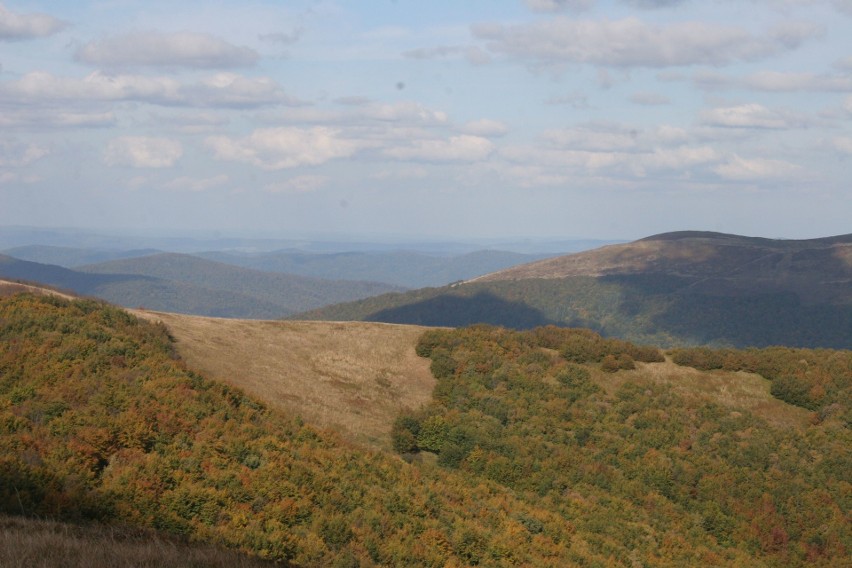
[295,231,852,349]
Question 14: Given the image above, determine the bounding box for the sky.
[1,0,851,242]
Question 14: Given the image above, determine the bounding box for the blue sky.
[1,0,851,241]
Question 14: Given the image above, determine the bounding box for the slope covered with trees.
[395,325,850,566]
[0,293,643,566]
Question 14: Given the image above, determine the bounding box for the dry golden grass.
[132,310,435,449]
[0,514,281,568]
[594,357,811,430]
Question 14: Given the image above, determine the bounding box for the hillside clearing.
[132,310,435,448]
[595,358,812,430]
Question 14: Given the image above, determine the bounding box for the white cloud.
[76,31,258,69]
[403,45,492,65]
[546,91,591,108]
[833,0,852,15]
[654,125,689,145]
[713,155,800,180]
[383,135,493,162]
[623,0,686,7]
[264,175,328,194]
[0,71,302,109]
[163,174,229,192]
[104,136,183,168]
[259,101,448,128]
[205,127,361,170]
[700,103,805,129]
[0,140,49,166]
[0,109,117,128]
[460,119,508,137]
[0,3,66,41]
[543,125,640,151]
[472,17,820,68]
[832,137,852,155]
[630,92,671,105]
[524,0,594,12]
[695,70,852,92]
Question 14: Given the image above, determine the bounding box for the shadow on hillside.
[366,291,559,329]
[598,274,852,349]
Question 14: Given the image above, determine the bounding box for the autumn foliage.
[398,325,850,566]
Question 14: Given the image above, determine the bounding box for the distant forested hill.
[196,249,554,288]
[295,232,852,349]
[0,253,402,318]
[0,245,161,268]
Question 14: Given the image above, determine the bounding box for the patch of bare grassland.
[594,357,812,430]
[0,514,281,568]
[131,310,435,449]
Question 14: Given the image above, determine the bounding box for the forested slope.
[395,326,850,566]
[0,294,644,566]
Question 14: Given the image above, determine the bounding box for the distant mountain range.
[0,253,402,318]
[196,249,554,288]
[295,231,852,349]
[2,244,558,289]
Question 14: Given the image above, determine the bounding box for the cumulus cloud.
[524,0,594,12]
[695,70,852,92]
[163,174,229,192]
[472,17,820,68]
[700,103,806,129]
[0,3,66,41]
[205,127,361,170]
[459,119,508,137]
[630,92,671,105]
[403,45,492,65]
[0,140,49,166]
[259,27,304,46]
[713,155,800,180]
[0,109,117,129]
[543,126,640,152]
[384,135,493,162]
[264,175,328,194]
[833,0,852,15]
[260,101,448,128]
[833,137,852,155]
[622,0,686,8]
[546,91,591,108]
[0,71,303,109]
[104,136,183,168]
[76,31,258,69]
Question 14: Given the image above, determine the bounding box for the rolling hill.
[294,231,852,349]
[0,244,161,268]
[0,253,402,318]
[197,249,554,288]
